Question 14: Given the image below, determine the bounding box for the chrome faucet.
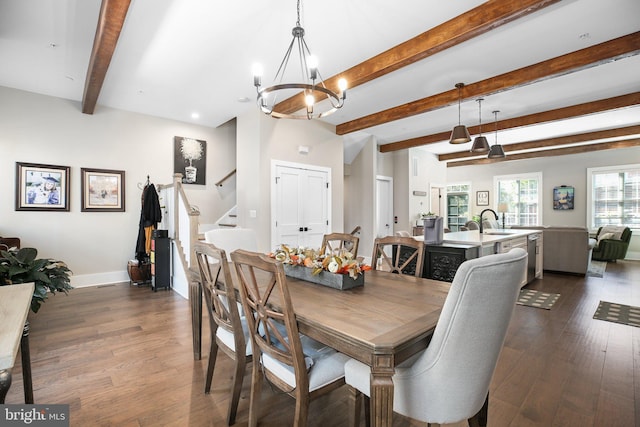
[479,208,499,234]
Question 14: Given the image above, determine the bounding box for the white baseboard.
[625,250,639,261]
[70,270,189,300]
[70,271,130,288]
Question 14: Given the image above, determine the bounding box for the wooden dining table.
[189,267,451,427]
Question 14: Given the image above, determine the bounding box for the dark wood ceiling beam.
[339,31,640,136]
[380,91,640,153]
[82,0,131,115]
[446,139,640,167]
[439,125,640,161]
[273,0,560,116]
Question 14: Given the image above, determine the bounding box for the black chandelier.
[252,0,347,120]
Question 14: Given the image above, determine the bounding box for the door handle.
[299,227,304,232]
[304,227,309,231]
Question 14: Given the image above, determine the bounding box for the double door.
[272,164,329,249]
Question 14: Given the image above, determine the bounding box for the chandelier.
[252,0,347,120]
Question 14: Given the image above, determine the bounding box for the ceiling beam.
[273,0,560,116]
[338,31,640,136]
[379,91,640,153]
[82,0,131,115]
[446,139,640,167]
[439,125,640,161]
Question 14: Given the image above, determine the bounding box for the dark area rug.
[517,289,560,310]
[593,301,640,328]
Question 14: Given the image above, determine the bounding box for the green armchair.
[592,226,632,261]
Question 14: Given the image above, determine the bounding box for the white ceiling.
[1,0,639,163]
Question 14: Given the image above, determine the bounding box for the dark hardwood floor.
[5,260,639,426]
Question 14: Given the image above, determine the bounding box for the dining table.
[189,266,451,427]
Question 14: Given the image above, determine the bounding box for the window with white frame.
[494,172,542,226]
[587,164,640,230]
[446,183,471,231]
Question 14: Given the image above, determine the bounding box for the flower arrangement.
[269,244,370,279]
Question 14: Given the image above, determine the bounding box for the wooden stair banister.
[215,169,236,187]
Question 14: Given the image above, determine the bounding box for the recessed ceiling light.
[191,112,200,119]
[237,97,251,103]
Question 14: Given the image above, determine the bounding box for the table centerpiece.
[268,244,370,290]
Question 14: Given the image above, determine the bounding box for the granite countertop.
[414,228,540,246]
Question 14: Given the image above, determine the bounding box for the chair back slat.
[321,232,359,258]
[194,242,244,351]
[372,235,424,277]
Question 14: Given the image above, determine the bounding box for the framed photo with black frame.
[15,162,70,211]
[476,190,489,206]
[553,185,574,210]
[81,168,126,212]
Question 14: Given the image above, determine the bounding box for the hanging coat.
[135,183,162,262]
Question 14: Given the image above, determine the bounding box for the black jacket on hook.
[135,183,162,263]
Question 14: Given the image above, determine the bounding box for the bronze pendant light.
[470,98,490,153]
[449,83,471,144]
[488,110,506,158]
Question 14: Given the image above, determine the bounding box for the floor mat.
[517,289,560,310]
[593,301,640,328]
[587,260,607,278]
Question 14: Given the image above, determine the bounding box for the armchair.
[592,226,632,261]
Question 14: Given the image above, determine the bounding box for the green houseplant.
[0,247,73,313]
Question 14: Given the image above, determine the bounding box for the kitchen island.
[415,228,543,285]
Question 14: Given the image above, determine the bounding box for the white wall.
[446,147,640,259]
[344,136,377,259]
[1,86,236,286]
[236,110,345,253]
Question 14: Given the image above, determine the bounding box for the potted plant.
[0,247,73,313]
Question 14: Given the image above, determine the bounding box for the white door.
[376,176,393,238]
[430,185,445,217]
[273,163,329,249]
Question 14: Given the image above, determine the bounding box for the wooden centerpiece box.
[283,264,364,290]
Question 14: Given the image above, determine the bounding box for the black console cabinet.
[423,243,479,282]
[151,229,171,291]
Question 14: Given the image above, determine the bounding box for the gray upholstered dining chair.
[371,235,424,277]
[230,249,350,427]
[345,248,528,427]
[193,242,251,426]
[320,232,359,258]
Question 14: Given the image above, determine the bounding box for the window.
[494,173,542,226]
[587,164,640,230]
[446,183,470,232]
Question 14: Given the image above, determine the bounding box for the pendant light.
[488,110,506,159]
[470,98,490,152]
[449,83,471,144]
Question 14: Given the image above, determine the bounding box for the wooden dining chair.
[371,235,424,277]
[320,232,359,258]
[230,249,350,427]
[193,242,251,426]
[345,248,528,427]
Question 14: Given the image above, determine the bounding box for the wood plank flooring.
[4,260,639,426]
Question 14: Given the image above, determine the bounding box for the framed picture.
[553,185,574,210]
[81,168,125,212]
[174,136,206,185]
[15,162,70,211]
[476,190,489,206]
